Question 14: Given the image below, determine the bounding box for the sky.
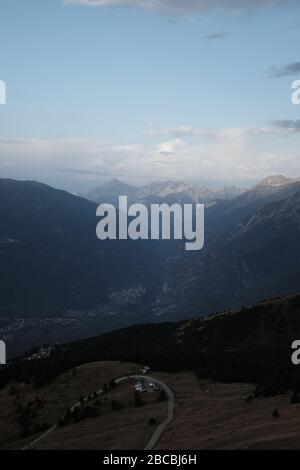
[1,0,300,192]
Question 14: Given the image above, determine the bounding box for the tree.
[64,407,73,424]
[134,392,144,408]
[109,379,116,390]
[157,390,167,402]
[35,396,44,409]
[79,395,85,405]
[16,403,23,415]
[40,422,51,432]
[73,406,81,423]
[21,428,31,439]
[290,391,300,404]
[111,400,123,412]
[9,385,17,396]
[35,423,41,434]
[57,418,66,428]
[81,405,98,419]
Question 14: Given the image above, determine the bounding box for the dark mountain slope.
[6,295,300,395]
[56,294,300,366]
[206,177,300,238]
[158,190,300,317]
[0,179,166,318]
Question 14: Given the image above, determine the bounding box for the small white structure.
[141,365,150,374]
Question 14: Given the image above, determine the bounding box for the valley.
[0,175,300,356]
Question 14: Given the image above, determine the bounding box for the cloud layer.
[268,62,300,78]
[64,0,298,15]
[271,119,300,131]
[1,123,300,187]
[205,32,229,41]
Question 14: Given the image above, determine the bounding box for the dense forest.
[1,295,300,397]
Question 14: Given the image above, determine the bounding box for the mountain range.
[82,178,245,206]
[0,175,300,356]
[158,186,300,318]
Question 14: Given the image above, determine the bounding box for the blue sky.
[1,0,300,191]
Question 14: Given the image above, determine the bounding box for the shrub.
[134,392,145,408]
[109,379,116,389]
[290,391,300,404]
[148,418,157,426]
[81,405,98,419]
[157,390,167,402]
[9,385,17,396]
[111,400,123,412]
[21,428,31,439]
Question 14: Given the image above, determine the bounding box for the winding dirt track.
[22,374,175,451]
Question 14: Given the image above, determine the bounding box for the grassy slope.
[0,361,165,450]
[2,361,300,450]
[156,372,300,450]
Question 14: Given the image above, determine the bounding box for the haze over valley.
[1,174,300,356]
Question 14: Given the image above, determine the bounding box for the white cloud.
[157,138,185,154]
[64,0,298,16]
[112,144,144,152]
[1,128,300,186]
[151,125,198,138]
[151,125,276,140]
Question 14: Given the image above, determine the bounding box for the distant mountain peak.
[101,178,135,188]
[108,178,121,184]
[257,175,294,187]
[83,179,137,204]
[83,179,246,204]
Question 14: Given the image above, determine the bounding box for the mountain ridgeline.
[0,175,300,355]
[3,295,300,397]
[82,178,245,205]
[0,179,170,317]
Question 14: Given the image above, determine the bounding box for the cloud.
[151,125,199,138]
[64,0,299,16]
[271,119,300,131]
[112,144,144,152]
[268,62,300,78]
[151,125,275,140]
[57,168,113,176]
[157,138,185,154]
[1,128,300,187]
[205,32,229,41]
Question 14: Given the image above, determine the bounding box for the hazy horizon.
[1,0,300,190]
